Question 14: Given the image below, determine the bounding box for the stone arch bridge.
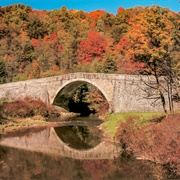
[0,72,165,112]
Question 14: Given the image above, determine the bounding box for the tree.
[27,12,47,39]
[56,30,75,71]
[102,13,115,27]
[0,23,9,39]
[85,86,109,115]
[89,10,107,21]
[101,54,118,73]
[168,11,180,105]
[9,36,34,71]
[116,6,179,113]
[28,60,41,79]
[96,19,105,32]
[77,31,107,64]
[0,61,6,83]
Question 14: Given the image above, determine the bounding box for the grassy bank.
[0,116,48,135]
[101,111,164,139]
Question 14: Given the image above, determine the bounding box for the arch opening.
[53,81,109,116]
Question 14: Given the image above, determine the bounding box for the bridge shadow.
[68,99,95,116]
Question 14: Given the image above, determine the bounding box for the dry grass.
[0,115,47,135]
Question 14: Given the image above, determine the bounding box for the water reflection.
[0,119,178,180]
[54,125,102,150]
[0,120,120,160]
[0,146,175,180]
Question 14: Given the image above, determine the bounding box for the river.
[0,117,177,180]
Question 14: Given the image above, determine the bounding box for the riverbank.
[0,98,80,135]
[0,114,81,135]
[0,116,53,135]
[100,111,164,140]
[101,111,180,177]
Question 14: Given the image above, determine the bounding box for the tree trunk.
[154,72,167,114]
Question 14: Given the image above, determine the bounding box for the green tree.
[96,19,105,32]
[27,13,47,39]
[102,13,115,27]
[101,54,118,73]
[0,61,6,83]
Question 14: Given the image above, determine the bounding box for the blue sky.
[0,0,179,14]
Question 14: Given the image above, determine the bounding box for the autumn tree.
[109,7,129,44]
[56,30,75,71]
[0,23,9,39]
[27,12,47,39]
[89,10,107,21]
[28,60,41,79]
[168,11,180,104]
[77,31,107,64]
[9,36,34,69]
[101,54,118,73]
[2,4,29,39]
[72,10,87,20]
[0,4,179,94]
[85,86,109,115]
[117,6,179,113]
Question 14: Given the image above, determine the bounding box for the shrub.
[26,98,49,117]
[1,97,59,118]
[116,114,180,176]
[2,100,33,118]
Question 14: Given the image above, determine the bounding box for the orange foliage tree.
[116,6,179,113]
[89,10,107,21]
[28,60,41,79]
[77,31,107,64]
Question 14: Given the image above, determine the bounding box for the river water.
[0,117,177,180]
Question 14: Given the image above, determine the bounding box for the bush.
[27,98,49,117]
[1,97,59,118]
[116,114,180,176]
[2,100,33,118]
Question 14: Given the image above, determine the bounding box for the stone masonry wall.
[0,72,178,112]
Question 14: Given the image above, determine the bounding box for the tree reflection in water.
[54,125,102,150]
[0,145,176,180]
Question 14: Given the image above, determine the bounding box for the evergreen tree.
[0,61,6,83]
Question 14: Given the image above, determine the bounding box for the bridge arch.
[51,79,112,113]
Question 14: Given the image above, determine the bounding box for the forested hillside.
[0,4,179,83]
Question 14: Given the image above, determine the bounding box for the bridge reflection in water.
[0,125,120,160]
[0,124,174,179]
